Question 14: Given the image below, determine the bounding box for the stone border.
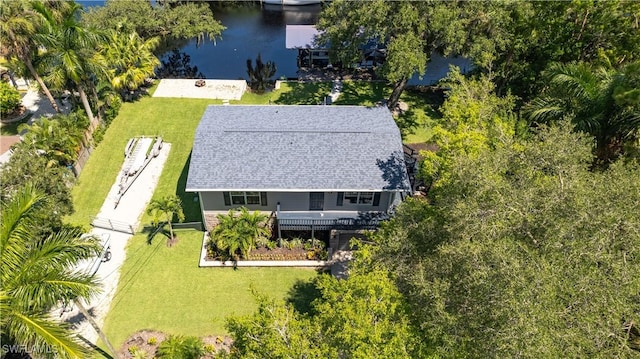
[198,232,329,268]
[0,109,32,124]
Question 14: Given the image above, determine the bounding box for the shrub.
[157,335,205,359]
[128,345,139,354]
[210,207,270,260]
[0,81,21,116]
[147,336,158,345]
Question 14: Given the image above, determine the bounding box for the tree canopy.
[81,0,225,46]
[375,124,640,357]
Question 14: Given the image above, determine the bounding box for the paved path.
[0,87,71,164]
[60,144,171,344]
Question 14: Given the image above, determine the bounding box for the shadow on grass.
[275,82,333,105]
[285,275,325,316]
[176,151,202,223]
[141,223,171,245]
[335,81,389,106]
[0,113,32,136]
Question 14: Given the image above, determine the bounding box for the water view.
[79,1,470,84]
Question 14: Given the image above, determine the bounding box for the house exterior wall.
[200,191,394,213]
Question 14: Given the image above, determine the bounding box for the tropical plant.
[38,2,108,130]
[246,54,276,94]
[18,112,89,167]
[523,61,640,162]
[0,0,61,113]
[103,29,160,98]
[156,335,205,359]
[0,184,102,358]
[147,195,185,244]
[209,207,270,261]
[0,80,21,116]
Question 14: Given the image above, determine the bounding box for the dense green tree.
[317,0,427,109]
[0,145,76,237]
[419,68,517,190]
[81,0,224,46]
[0,0,63,113]
[0,185,101,359]
[375,124,640,357]
[147,195,185,244]
[227,267,419,358]
[524,61,640,162]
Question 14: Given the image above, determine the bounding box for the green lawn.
[68,80,436,354]
[67,80,419,227]
[102,230,320,347]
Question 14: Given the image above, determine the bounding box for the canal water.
[80,2,470,84]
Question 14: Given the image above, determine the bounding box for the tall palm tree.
[38,2,108,131]
[0,0,60,113]
[0,185,101,358]
[524,62,640,162]
[104,30,160,97]
[147,195,185,243]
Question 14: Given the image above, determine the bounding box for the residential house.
[185,105,412,235]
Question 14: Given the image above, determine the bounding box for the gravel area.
[152,79,247,100]
[60,144,171,344]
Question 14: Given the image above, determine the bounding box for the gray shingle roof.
[185,105,411,192]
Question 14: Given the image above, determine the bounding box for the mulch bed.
[118,330,232,359]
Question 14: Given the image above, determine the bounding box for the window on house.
[342,192,375,205]
[224,192,267,206]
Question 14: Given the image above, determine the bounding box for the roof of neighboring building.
[186,105,411,192]
[285,25,323,49]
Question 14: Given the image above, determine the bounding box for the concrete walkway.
[153,79,247,100]
[60,144,171,344]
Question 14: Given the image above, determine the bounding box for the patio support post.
[277,202,282,247]
[311,220,315,240]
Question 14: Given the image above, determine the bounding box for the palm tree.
[0,184,101,358]
[0,0,60,113]
[104,29,160,98]
[38,2,108,131]
[147,195,185,244]
[211,207,269,260]
[18,113,88,167]
[524,62,640,162]
[246,54,276,94]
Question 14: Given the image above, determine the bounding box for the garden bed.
[199,233,330,268]
[119,330,231,359]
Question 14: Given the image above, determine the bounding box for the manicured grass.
[66,95,219,227]
[67,80,417,228]
[102,230,319,347]
[399,87,443,144]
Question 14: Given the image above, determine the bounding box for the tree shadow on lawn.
[274,82,333,105]
[285,272,328,316]
[334,81,389,106]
